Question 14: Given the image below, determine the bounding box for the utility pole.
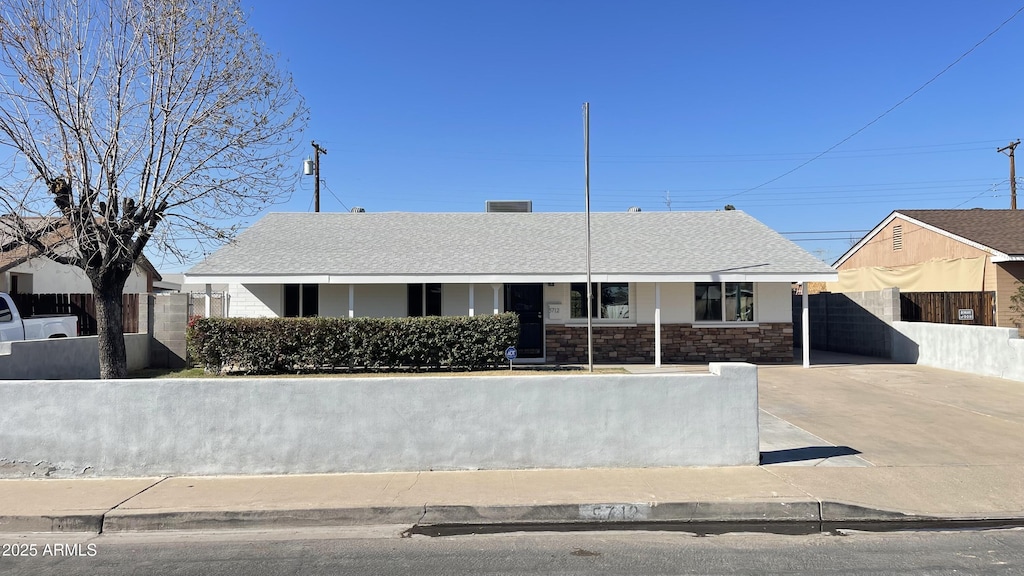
[311,141,327,212]
[583,102,593,373]
[998,139,1019,210]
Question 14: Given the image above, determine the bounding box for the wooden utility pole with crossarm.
[998,139,1020,210]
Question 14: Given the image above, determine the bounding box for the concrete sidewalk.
[3,352,1024,534]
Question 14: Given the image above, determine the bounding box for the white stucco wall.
[318,284,407,318]
[442,284,470,316]
[224,281,795,324]
[0,334,150,380]
[7,257,148,294]
[0,363,759,477]
[635,282,693,324]
[892,321,1024,382]
[754,283,793,323]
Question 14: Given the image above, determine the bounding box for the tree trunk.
[94,277,129,379]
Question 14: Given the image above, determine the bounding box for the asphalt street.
[2,526,1024,575]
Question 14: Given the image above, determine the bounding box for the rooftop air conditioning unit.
[486,200,533,213]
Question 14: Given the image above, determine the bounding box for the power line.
[779,229,870,235]
[322,181,350,212]
[714,4,1024,203]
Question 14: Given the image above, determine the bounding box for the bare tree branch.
[0,0,308,377]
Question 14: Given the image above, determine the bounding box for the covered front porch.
[208,278,819,368]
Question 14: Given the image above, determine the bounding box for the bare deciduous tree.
[0,0,307,377]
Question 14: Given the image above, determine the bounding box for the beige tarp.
[829,257,987,293]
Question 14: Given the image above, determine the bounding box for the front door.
[505,284,544,359]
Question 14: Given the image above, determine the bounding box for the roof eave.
[183,272,839,285]
[833,210,1004,267]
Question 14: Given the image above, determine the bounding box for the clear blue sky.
[205,1,1024,269]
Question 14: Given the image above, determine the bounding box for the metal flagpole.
[583,103,593,373]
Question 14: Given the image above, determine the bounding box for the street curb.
[101,506,426,533]
[5,500,1021,534]
[419,500,822,525]
[0,514,104,533]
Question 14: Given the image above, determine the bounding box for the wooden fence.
[7,293,140,336]
[900,291,995,326]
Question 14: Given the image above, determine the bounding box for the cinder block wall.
[150,293,189,369]
[793,288,900,358]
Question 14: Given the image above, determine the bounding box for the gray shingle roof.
[186,211,835,278]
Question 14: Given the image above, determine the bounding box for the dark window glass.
[570,282,589,318]
[425,283,442,316]
[695,282,723,321]
[301,284,319,317]
[600,282,630,319]
[284,284,300,317]
[724,282,754,321]
[0,298,11,323]
[572,283,630,319]
[407,284,424,317]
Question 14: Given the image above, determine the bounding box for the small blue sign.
[504,346,518,361]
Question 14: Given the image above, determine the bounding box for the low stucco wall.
[892,321,1024,382]
[0,363,758,477]
[0,334,149,380]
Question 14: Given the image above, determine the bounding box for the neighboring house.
[184,209,837,364]
[832,209,1024,328]
[0,216,159,296]
[154,273,230,317]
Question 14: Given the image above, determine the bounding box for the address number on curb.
[579,503,651,522]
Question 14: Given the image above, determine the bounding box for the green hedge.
[187,313,520,374]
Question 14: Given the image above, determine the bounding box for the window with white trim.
[570,282,631,319]
[695,282,754,322]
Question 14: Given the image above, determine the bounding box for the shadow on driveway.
[760,446,862,465]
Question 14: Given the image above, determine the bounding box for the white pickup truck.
[0,292,79,341]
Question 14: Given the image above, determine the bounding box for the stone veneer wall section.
[546,323,793,363]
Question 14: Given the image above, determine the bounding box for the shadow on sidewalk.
[760,446,862,465]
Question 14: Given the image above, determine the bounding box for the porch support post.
[348,284,355,318]
[204,283,212,318]
[491,283,501,314]
[468,284,475,317]
[654,282,662,367]
[802,283,810,368]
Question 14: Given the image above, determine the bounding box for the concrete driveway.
[757,351,1024,467]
